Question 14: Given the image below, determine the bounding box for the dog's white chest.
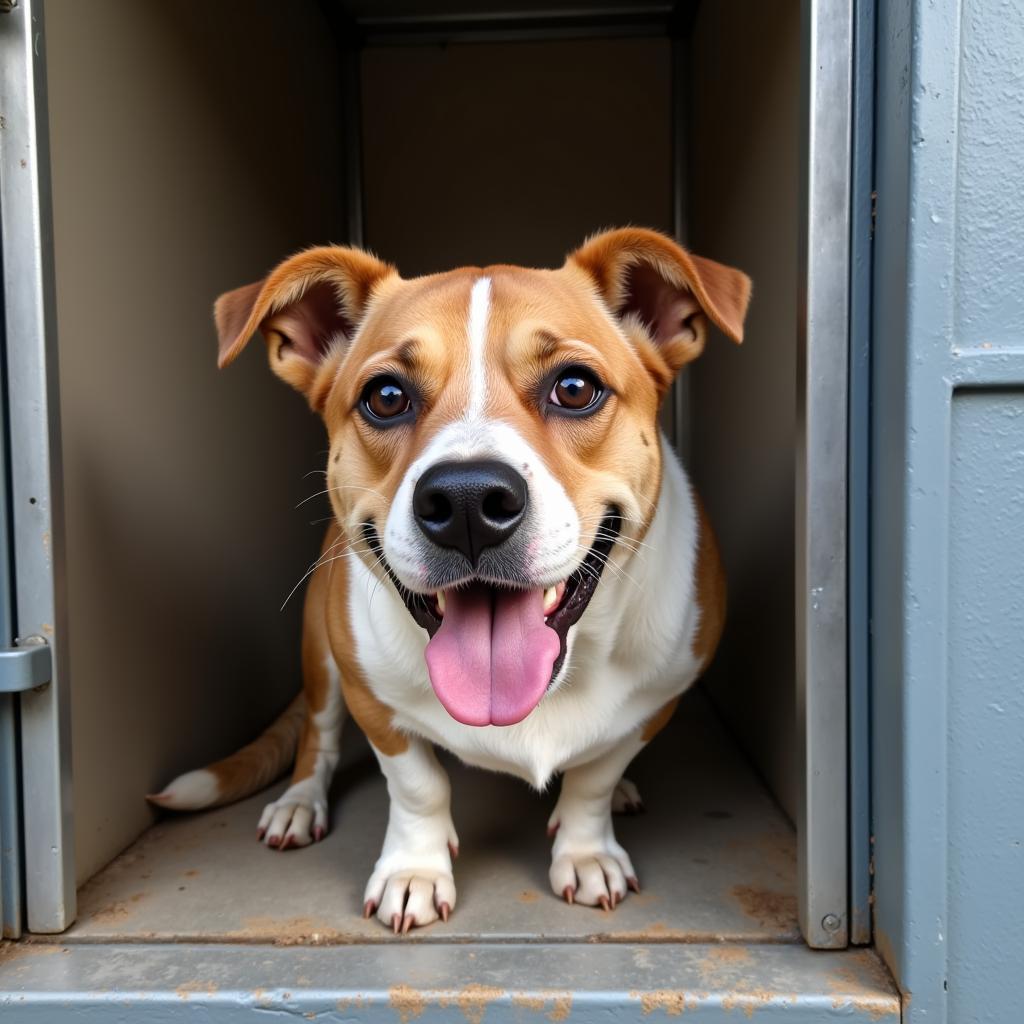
[344,440,703,788]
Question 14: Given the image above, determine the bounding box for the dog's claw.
[266,835,281,849]
[313,825,325,843]
[598,895,611,912]
[363,900,377,919]
[401,914,415,934]
[256,828,266,841]
[391,914,402,935]
[547,822,559,838]
[438,902,450,923]
[448,841,459,860]
[279,835,294,851]
[627,876,641,893]
[563,886,575,905]
[611,892,620,909]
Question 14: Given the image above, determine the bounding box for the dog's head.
[216,229,750,727]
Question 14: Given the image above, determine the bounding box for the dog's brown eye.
[549,370,601,412]
[362,377,412,422]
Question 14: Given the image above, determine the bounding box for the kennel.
[3,0,1019,1020]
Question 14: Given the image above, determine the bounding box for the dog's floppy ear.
[567,227,751,395]
[214,246,396,411]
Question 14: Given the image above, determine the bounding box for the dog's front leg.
[547,733,646,909]
[363,738,459,933]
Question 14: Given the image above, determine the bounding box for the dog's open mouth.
[363,511,621,727]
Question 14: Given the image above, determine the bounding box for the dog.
[149,227,750,933]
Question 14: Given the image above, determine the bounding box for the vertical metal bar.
[669,28,690,460]
[847,0,876,947]
[343,36,365,248]
[0,287,23,938]
[0,0,76,932]
[796,0,853,949]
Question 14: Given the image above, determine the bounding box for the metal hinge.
[0,637,51,692]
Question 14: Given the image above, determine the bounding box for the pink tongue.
[424,583,561,726]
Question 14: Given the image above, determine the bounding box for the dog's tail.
[146,693,306,811]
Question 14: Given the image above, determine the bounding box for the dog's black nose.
[413,459,528,563]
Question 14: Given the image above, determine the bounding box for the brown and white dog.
[150,228,750,933]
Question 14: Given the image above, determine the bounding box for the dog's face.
[216,229,749,727]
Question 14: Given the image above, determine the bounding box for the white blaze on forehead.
[381,272,581,590]
[467,276,492,419]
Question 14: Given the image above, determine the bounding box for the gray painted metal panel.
[947,391,1024,1021]
[796,0,853,950]
[0,941,900,1021]
[0,0,76,932]
[846,0,875,948]
[872,0,1024,1019]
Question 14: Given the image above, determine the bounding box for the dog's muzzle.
[366,499,621,729]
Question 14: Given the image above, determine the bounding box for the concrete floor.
[65,689,799,945]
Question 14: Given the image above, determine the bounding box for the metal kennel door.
[0,0,76,935]
[796,0,857,950]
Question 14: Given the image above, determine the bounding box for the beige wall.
[360,39,673,274]
[688,1,801,820]
[45,0,346,884]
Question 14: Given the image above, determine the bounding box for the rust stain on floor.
[729,885,798,932]
[436,984,506,1024]
[231,916,344,946]
[84,890,148,925]
[630,989,691,1016]
[826,954,900,1021]
[510,991,573,1021]
[388,983,427,1023]
[0,942,65,966]
[721,989,796,1018]
[699,944,753,980]
[175,980,219,999]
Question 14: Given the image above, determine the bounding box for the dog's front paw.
[256,782,328,850]
[363,865,456,933]
[549,837,639,910]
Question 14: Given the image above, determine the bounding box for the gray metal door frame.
[0,0,75,934]
[796,0,855,950]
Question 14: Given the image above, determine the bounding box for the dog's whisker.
[281,537,379,610]
[572,546,644,594]
[591,528,650,553]
[295,483,388,509]
[280,553,353,611]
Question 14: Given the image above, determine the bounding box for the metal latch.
[0,637,51,692]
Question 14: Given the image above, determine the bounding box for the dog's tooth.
[543,586,558,615]
[436,591,446,615]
